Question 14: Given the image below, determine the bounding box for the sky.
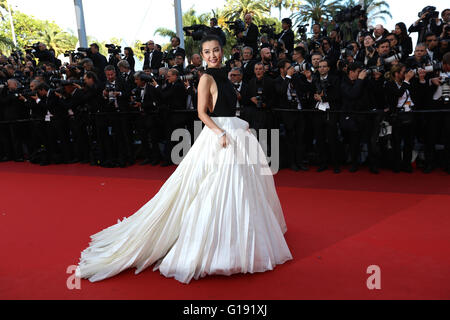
[7,0,450,49]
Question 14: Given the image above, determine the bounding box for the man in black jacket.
[132,72,162,166]
[238,14,260,54]
[229,67,251,121]
[34,82,73,164]
[312,59,342,173]
[248,62,276,144]
[152,68,187,166]
[275,59,314,171]
[277,18,295,54]
[88,43,108,82]
[169,37,186,60]
[242,46,257,84]
[143,40,163,73]
[98,65,133,167]
[340,62,370,173]
[0,79,27,161]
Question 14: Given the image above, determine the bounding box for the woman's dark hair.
[124,47,134,56]
[395,22,408,40]
[200,34,223,52]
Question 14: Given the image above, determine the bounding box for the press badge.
[317,102,330,111]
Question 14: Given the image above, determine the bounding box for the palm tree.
[342,0,391,24]
[38,24,78,57]
[223,0,271,25]
[290,0,341,25]
[265,0,297,20]
[0,0,8,21]
[0,33,14,52]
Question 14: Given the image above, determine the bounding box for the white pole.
[174,0,185,49]
[73,0,88,48]
[8,3,17,47]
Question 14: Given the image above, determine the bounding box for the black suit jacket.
[277,29,295,54]
[312,74,341,110]
[155,80,187,110]
[243,23,260,52]
[144,50,163,71]
[248,76,276,109]
[275,74,315,109]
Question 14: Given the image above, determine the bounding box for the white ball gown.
[76,67,293,284]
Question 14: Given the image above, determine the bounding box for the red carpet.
[1,162,449,300]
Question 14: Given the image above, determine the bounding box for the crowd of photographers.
[0,5,450,174]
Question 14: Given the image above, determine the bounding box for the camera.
[364,65,386,77]
[297,24,309,35]
[225,20,246,36]
[105,44,121,55]
[256,87,264,108]
[180,73,198,82]
[418,6,439,20]
[382,52,403,64]
[441,77,450,103]
[183,24,211,41]
[335,5,366,24]
[340,44,355,58]
[293,62,311,73]
[259,24,276,39]
[407,62,443,75]
[105,83,117,104]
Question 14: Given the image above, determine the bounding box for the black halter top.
[206,67,237,117]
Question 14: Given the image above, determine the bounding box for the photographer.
[34,82,73,165]
[59,79,92,164]
[312,59,342,173]
[173,53,186,75]
[357,35,378,68]
[229,67,251,121]
[0,79,28,162]
[169,37,186,60]
[424,32,441,62]
[98,65,133,168]
[88,43,108,77]
[248,62,276,141]
[33,43,56,67]
[132,71,162,166]
[259,47,278,79]
[117,60,136,91]
[242,46,257,83]
[238,14,260,54]
[275,59,314,171]
[409,6,444,44]
[320,37,340,73]
[143,40,163,73]
[277,18,295,54]
[340,62,371,173]
[385,63,428,173]
[153,68,187,166]
[422,52,450,173]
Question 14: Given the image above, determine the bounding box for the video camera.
[334,5,367,24]
[183,24,211,41]
[105,44,122,55]
[225,19,246,36]
[440,76,450,103]
[418,6,439,20]
[259,24,276,39]
[24,42,40,55]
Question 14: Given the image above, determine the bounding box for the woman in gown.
[76,35,293,284]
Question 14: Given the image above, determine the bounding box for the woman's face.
[394,25,402,35]
[201,40,223,68]
[124,49,129,56]
[364,36,374,47]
